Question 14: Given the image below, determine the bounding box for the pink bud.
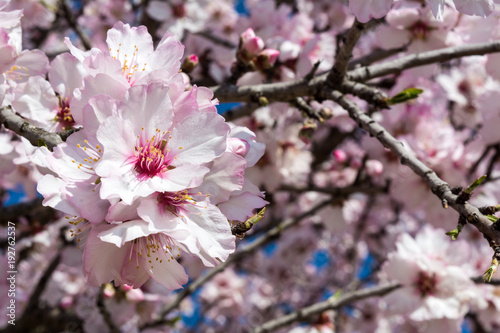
[256,49,279,70]
[366,160,384,176]
[227,138,251,158]
[243,37,265,55]
[182,54,199,73]
[126,288,145,302]
[102,283,115,298]
[60,296,73,309]
[120,284,132,291]
[240,28,257,43]
[333,149,348,163]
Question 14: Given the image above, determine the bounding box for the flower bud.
[181,54,198,74]
[238,28,265,62]
[256,49,279,70]
[333,149,348,163]
[102,283,115,298]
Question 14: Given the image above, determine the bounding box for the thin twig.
[348,41,500,82]
[97,286,122,333]
[347,46,408,69]
[60,0,92,50]
[251,282,401,333]
[279,184,387,196]
[195,31,237,49]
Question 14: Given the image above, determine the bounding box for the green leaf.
[486,215,499,223]
[483,267,494,282]
[387,88,424,105]
[330,290,342,300]
[464,175,487,195]
[445,228,460,240]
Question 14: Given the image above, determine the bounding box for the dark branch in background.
[194,31,237,49]
[222,103,260,122]
[348,40,500,82]
[280,183,388,196]
[347,45,407,70]
[59,0,92,50]
[141,199,334,330]
[0,198,56,227]
[22,252,62,316]
[97,286,122,333]
[0,105,63,150]
[251,282,401,333]
[0,247,85,333]
[468,144,495,181]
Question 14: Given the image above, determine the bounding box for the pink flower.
[83,222,188,289]
[94,83,229,204]
[382,227,477,321]
[65,21,184,88]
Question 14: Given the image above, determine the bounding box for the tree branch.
[194,31,237,49]
[327,19,367,86]
[212,41,500,106]
[348,41,500,82]
[0,105,64,150]
[97,286,122,333]
[251,282,401,333]
[222,103,260,122]
[325,89,500,249]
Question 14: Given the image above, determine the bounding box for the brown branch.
[211,41,500,105]
[279,183,388,196]
[347,46,408,69]
[348,40,500,82]
[222,103,260,122]
[340,80,389,109]
[327,19,367,87]
[251,282,401,333]
[0,105,64,150]
[325,89,500,250]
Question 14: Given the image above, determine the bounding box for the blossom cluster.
[2,0,500,332]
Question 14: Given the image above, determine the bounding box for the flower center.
[109,43,148,83]
[134,128,173,178]
[56,96,75,129]
[414,271,437,297]
[129,233,182,270]
[409,21,432,40]
[156,190,196,216]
